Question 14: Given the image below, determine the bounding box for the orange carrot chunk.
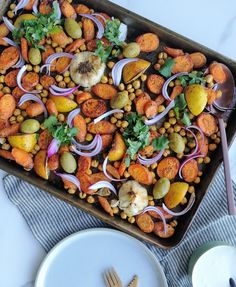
[136,213,154,233]
[136,33,159,52]
[172,55,193,74]
[196,113,218,136]
[157,157,180,180]
[209,62,226,83]
[147,74,165,94]
[128,164,153,185]
[190,52,207,69]
[163,46,184,58]
[182,159,199,183]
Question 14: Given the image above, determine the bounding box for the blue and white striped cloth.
[3,166,236,287]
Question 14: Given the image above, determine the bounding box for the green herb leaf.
[159,58,176,78]
[151,135,169,151]
[104,19,122,46]
[174,93,187,119]
[177,71,206,87]
[94,40,113,63]
[181,111,191,126]
[125,156,131,167]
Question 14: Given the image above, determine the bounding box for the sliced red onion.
[40,63,55,75]
[142,206,167,235]
[138,149,164,166]
[55,172,81,191]
[2,37,25,68]
[187,125,205,156]
[162,193,196,216]
[79,14,104,39]
[118,23,128,42]
[47,138,60,158]
[112,58,138,86]
[67,108,81,127]
[46,52,74,65]
[2,37,19,48]
[52,1,61,19]
[89,181,117,195]
[184,128,198,157]
[17,65,41,94]
[18,94,48,117]
[13,54,25,68]
[162,72,188,100]
[145,100,175,126]
[71,135,102,157]
[92,13,107,22]
[49,84,79,96]
[178,154,204,179]
[103,156,126,182]
[94,109,124,124]
[71,134,99,151]
[32,0,39,14]
[2,17,15,32]
[13,0,29,14]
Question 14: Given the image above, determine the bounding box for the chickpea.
[118,83,125,91]
[169,118,177,125]
[168,110,175,118]
[167,127,174,134]
[107,61,115,69]
[34,144,40,151]
[86,134,93,141]
[120,212,127,220]
[180,129,186,137]
[110,116,117,124]
[55,47,63,53]
[100,75,108,84]
[2,143,10,150]
[33,65,40,73]
[21,111,27,118]
[164,122,171,129]
[188,141,196,148]
[158,127,166,134]
[124,105,131,112]
[168,81,175,88]
[151,162,157,169]
[158,59,165,65]
[108,78,113,85]
[150,125,157,131]
[68,82,75,88]
[121,121,128,128]
[177,153,184,159]
[114,112,123,119]
[2,87,11,94]
[10,116,16,122]
[170,220,178,227]
[129,93,136,101]
[55,75,63,82]
[197,157,204,164]
[52,41,58,48]
[17,115,24,123]
[215,138,221,144]
[174,124,181,133]
[126,84,132,90]
[209,143,217,151]
[188,186,195,194]
[135,89,143,96]
[98,164,103,171]
[158,52,164,59]
[163,52,168,59]
[158,105,165,113]
[36,84,43,91]
[87,195,95,204]
[194,177,201,184]
[163,149,170,157]
[132,80,141,89]
[64,77,71,84]
[46,39,52,45]
[68,188,76,195]
[0,84,3,90]
[0,75,4,83]
[58,114,65,122]
[175,79,181,86]
[10,3,16,9]
[114,162,120,169]
[26,64,33,72]
[148,200,155,206]
[79,191,87,199]
[204,157,211,164]
[198,171,203,176]
[42,98,47,104]
[141,74,147,81]
[58,81,66,88]
[128,88,135,93]
[189,113,195,120]
[0,138,6,144]
[205,74,213,84]
[7,11,14,18]
[63,71,70,77]
[80,44,86,51]
[154,63,161,70]
[181,197,187,205]
[151,171,156,179]
[124,171,130,178]
[112,207,119,214]
[85,118,91,124]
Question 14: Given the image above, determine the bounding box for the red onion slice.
[92,13,107,22]
[17,65,41,94]
[40,63,55,75]
[71,134,99,151]
[103,156,126,182]
[138,149,164,166]
[71,135,102,157]
[89,180,117,195]
[178,154,204,179]
[145,100,175,126]
[187,125,205,156]
[32,0,39,14]
[13,0,29,14]
[112,58,138,86]
[18,94,48,117]
[55,172,81,191]
[118,23,128,42]
[67,108,81,127]
[162,72,189,100]
[94,109,124,124]
[2,17,15,32]
[49,84,79,96]
[2,37,19,48]
[79,14,104,39]
[184,128,198,157]
[162,193,196,216]
[47,138,60,158]
[141,206,167,235]
[46,52,74,65]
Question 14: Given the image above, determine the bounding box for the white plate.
[35,228,167,287]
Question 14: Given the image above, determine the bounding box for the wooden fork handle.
[218,118,236,215]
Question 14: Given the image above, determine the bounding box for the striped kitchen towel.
[3,165,236,287]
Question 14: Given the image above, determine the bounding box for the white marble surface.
[0,1,236,286]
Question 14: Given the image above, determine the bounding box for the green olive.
[169,132,185,153]
[64,19,82,39]
[20,119,40,134]
[110,91,129,109]
[60,152,77,173]
[153,178,170,199]
[123,42,140,58]
[28,47,41,65]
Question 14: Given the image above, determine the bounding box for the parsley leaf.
[94,40,112,63]
[123,112,150,166]
[151,135,169,151]
[181,111,191,126]
[159,58,176,78]
[104,19,122,46]
[177,71,206,87]
[174,93,186,119]
[44,115,78,145]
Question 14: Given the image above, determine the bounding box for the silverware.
[127,275,138,287]
[104,267,123,287]
[210,63,236,215]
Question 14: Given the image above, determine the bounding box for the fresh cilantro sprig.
[159,58,176,78]
[152,135,169,152]
[12,2,61,50]
[94,40,113,63]
[44,115,78,145]
[178,71,206,87]
[173,93,191,126]
[104,19,123,46]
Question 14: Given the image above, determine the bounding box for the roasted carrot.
[46,99,58,116]
[0,94,16,121]
[147,74,165,94]
[0,119,9,130]
[196,113,218,136]
[65,39,85,53]
[0,123,20,137]
[24,0,35,10]
[0,46,19,71]
[82,18,95,41]
[21,38,28,62]
[48,154,59,171]
[206,88,217,105]
[163,46,184,58]
[73,114,87,142]
[98,196,114,216]
[87,37,110,51]
[92,83,117,100]
[81,99,107,118]
[172,54,193,74]
[58,145,70,154]
[55,57,72,73]
[153,222,175,238]
[22,72,39,90]
[157,157,180,180]
[128,164,153,185]
[74,3,90,14]
[0,149,15,161]
[94,13,111,27]
[40,75,55,90]
[88,121,117,134]
[50,28,70,47]
[190,52,207,69]
[5,69,19,88]
[169,86,183,100]
[12,87,25,100]
[0,23,9,38]
[209,62,226,83]
[101,134,113,151]
[182,159,199,182]
[135,93,151,115]
[38,129,51,150]
[139,145,154,157]
[136,33,159,52]
[144,100,158,118]
[26,103,44,117]
[136,213,154,233]
[106,164,120,179]
[148,206,173,219]
[60,0,76,18]
[76,91,92,105]
[11,148,33,170]
[39,0,52,14]
[42,45,56,72]
[77,156,91,173]
[90,172,110,183]
[155,94,165,107]
[77,173,94,194]
[197,135,209,157]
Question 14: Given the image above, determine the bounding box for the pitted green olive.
[169,133,185,153]
[64,19,82,39]
[20,119,40,134]
[60,152,77,173]
[123,42,140,58]
[153,178,170,199]
[110,91,129,109]
[28,47,41,65]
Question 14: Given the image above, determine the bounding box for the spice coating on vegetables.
[0,0,226,239]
